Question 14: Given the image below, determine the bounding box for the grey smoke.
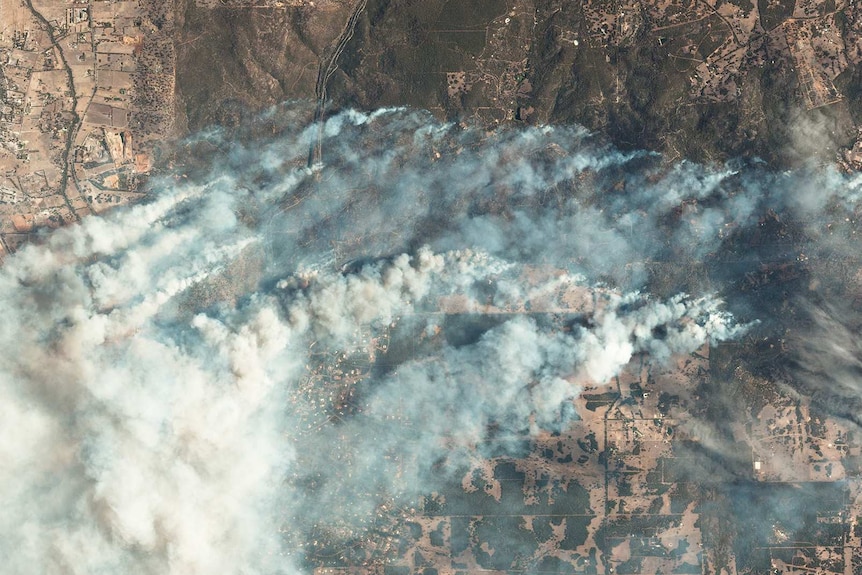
[2,103,859,574]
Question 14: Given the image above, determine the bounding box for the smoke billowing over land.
[3,104,862,574]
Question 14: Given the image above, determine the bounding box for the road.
[308,0,368,168]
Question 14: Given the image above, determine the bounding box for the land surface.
[0,0,177,256]
[173,0,862,167]
[4,0,862,246]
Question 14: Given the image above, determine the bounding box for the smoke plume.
[2,103,859,573]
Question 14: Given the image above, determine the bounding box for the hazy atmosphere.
[1,103,862,573]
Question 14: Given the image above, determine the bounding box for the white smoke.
[11,104,847,574]
[0,213,736,573]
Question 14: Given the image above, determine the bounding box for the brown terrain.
[4,0,862,251]
[172,0,862,168]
